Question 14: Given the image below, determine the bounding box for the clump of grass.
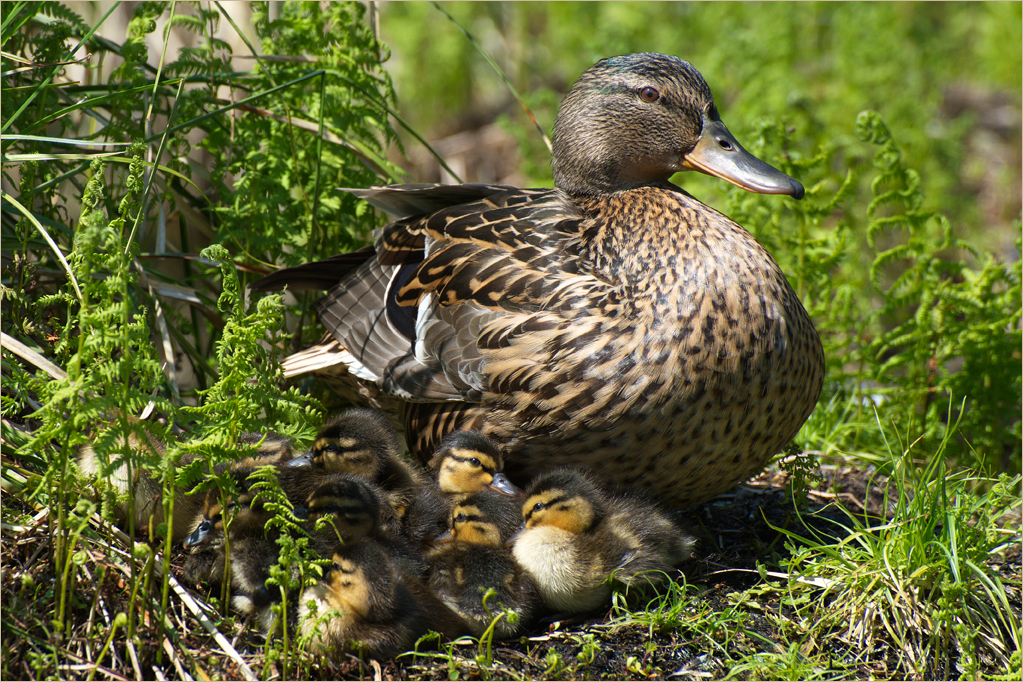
[773,405,1021,679]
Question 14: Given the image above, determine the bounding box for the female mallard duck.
[429,431,522,504]
[252,52,824,510]
[427,490,538,638]
[510,468,694,615]
[298,540,468,660]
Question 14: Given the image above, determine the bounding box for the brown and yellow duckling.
[299,540,468,660]
[427,490,538,639]
[180,466,275,587]
[429,431,522,505]
[511,469,694,615]
[297,408,449,551]
[298,474,428,578]
[252,52,823,511]
[79,426,303,545]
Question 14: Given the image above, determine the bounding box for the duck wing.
[320,187,604,408]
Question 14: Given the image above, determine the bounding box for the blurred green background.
[379,2,1021,254]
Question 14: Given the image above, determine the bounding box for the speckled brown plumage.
[253,53,824,509]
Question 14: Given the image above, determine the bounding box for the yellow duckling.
[511,469,694,614]
[299,540,468,660]
[427,490,538,639]
[428,431,523,504]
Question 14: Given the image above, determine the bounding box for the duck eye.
[639,86,660,103]
[469,458,481,468]
[454,513,467,524]
[533,502,544,512]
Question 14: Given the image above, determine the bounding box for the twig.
[58,663,131,682]
[167,576,259,681]
[84,514,258,682]
[126,639,143,681]
[706,567,837,589]
[162,637,194,681]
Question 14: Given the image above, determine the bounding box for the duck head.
[183,471,266,549]
[300,474,383,543]
[323,542,400,620]
[439,489,524,546]
[551,52,803,199]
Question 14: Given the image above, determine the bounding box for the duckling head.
[520,469,608,535]
[182,469,267,549]
[298,475,383,543]
[311,408,400,478]
[551,52,804,199]
[430,431,522,497]
[443,489,524,546]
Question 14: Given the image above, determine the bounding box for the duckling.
[78,422,205,544]
[179,467,294,630]
[301,408,449,552]
[427,490,538,639]
[298,540,468,660]
[511,469,694,615]
[235,431,300,467]
[429,431,523,504]
[307,408,426,494]
[181,467,271,586]
[298,474,427,578]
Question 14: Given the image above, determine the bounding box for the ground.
[2,458,1019,681]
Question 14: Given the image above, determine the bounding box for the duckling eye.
[454,513,467,524]
[639,86,660,103]
[469,457,481,468]
[532,502,544,513]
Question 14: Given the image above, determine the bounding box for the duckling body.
[253,53,824,509]
[299,540,468,660]
[512,469,693,614]
[427,490,537,638]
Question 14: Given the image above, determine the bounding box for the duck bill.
[505,524,525,548]
[488,473,523,497]
[287,451,314,467]
[682,116,804,199]
[183,523,209,549]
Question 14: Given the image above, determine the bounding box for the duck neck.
[576,184,749,314]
